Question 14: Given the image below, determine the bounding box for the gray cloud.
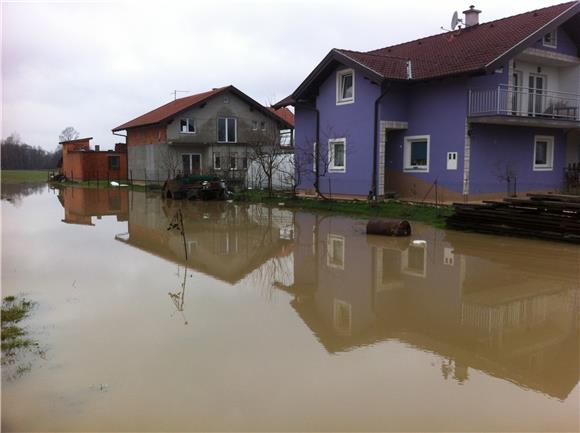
[2,0,554,150]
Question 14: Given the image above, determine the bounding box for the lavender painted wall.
[294,107,317,190]
[469,124,567,194]
[532,26,578,57]
[383,78,470,193]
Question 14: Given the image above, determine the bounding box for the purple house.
[275,2,580,201]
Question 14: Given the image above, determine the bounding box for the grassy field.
[235,190,453,228]
[1,170,49,183]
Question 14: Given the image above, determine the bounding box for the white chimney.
[463,5,481,27]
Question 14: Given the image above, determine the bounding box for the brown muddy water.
[1,184,579,432]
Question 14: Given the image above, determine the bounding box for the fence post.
[130,170,133,188]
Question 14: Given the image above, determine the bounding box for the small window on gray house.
[543,31,557,48]
[213,152,221,170]
[230,152,238,170]
[218,117,237,143]
[260,121,266,131]
[242,156,248,169]
[180,118,195,133]
[108,155,120,170]
[251,120,258,131]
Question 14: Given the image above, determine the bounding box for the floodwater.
[1,184,579,432]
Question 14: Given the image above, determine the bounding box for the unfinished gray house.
[112,85,294,182]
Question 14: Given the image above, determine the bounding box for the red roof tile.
[112,87,228,131]
[268,106,294,127]
[337,2,578,81]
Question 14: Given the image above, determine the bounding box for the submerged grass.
[1,296,36,363]
[1,170,49,183]
[235,190,453,228]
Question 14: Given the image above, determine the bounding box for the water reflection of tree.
[167,208,189,325]
[1,183,47,206]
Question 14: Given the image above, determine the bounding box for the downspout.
[371,82,391,200]
[296,101,322,198]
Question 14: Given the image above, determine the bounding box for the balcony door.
[528,74,546,117]
[182,153,201,175]
[511,71,523,115]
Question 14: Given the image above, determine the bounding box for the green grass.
[234,190,453,228]
[55,180,149,191]
[1,296,35,363]
[1,170,49,183]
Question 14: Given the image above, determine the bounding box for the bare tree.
[159,147,181,179]
[59,127,80,143]
[247,130,288,197]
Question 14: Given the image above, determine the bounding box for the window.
[260,121,266,131]
[213,152,221,170]
[180,118,196,134]
[327,234,345,270]
[312,142,317,172]
[404,136,430,172]
[336,69,354,104]
[182,153,202,175]
[223,96,230,104]
[242,156,248,170]
[230,152,238,170]
[280,129,292,147]
[108,155,120,170]
[543,30,557,48]
[217,117,237,143]
[251,120,258,131]
[533,135,554,171]
[333,299,352,335]
[401,240,427,278]
[329,138,346,172]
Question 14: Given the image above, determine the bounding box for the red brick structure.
[60,137,128,181]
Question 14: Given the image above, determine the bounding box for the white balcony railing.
[468,85,580,121]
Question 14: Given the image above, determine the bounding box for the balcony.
[468,85,580,128]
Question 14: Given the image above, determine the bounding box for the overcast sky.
[2,0,559,151]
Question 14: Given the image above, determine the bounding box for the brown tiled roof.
[112,87,228,131]
[337,2,578,80]
[268,106,294,127]
[275,2,579,107]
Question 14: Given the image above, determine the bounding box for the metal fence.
[469,85,580,121]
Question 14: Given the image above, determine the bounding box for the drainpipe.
[295,101,322,197]
[113,131,127,140]
[371,83,391,200]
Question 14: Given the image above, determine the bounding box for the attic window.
[336,69,354,105]
[543,31,557,48]
[180,118,196,134]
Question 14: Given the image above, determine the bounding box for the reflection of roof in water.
[289,292,579,400]
[116,221,292,285]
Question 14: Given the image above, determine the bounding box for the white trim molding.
[533,135,555,171]
[403,135,430,173]
[336,68,355,105]
[328,137,346,173]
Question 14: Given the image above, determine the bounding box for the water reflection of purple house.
[283,212,579,400]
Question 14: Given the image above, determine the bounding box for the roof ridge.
[366,1,577,55]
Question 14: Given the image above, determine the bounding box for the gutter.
[371,83,391,200]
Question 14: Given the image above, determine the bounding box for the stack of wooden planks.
[447,193,580,243]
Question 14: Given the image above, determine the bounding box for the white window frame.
[217,117,237,143]
[213,152,221,170]
[312,141,317,172]
[401,240,427,278]
[230,152,238,170]
[327,234,345,270]
[182,153,202,174]
[533,135,554,171]
[542,30,557,48]
[328,138,346,173]
[336,68,355,105]
[179,118,196,134]
[403,135,430,173]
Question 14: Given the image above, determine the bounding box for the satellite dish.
[451,11,460,29]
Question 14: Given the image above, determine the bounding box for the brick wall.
[126,125,167,146]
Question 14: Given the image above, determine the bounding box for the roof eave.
[286,48,385,105]
[485,1,580,73]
